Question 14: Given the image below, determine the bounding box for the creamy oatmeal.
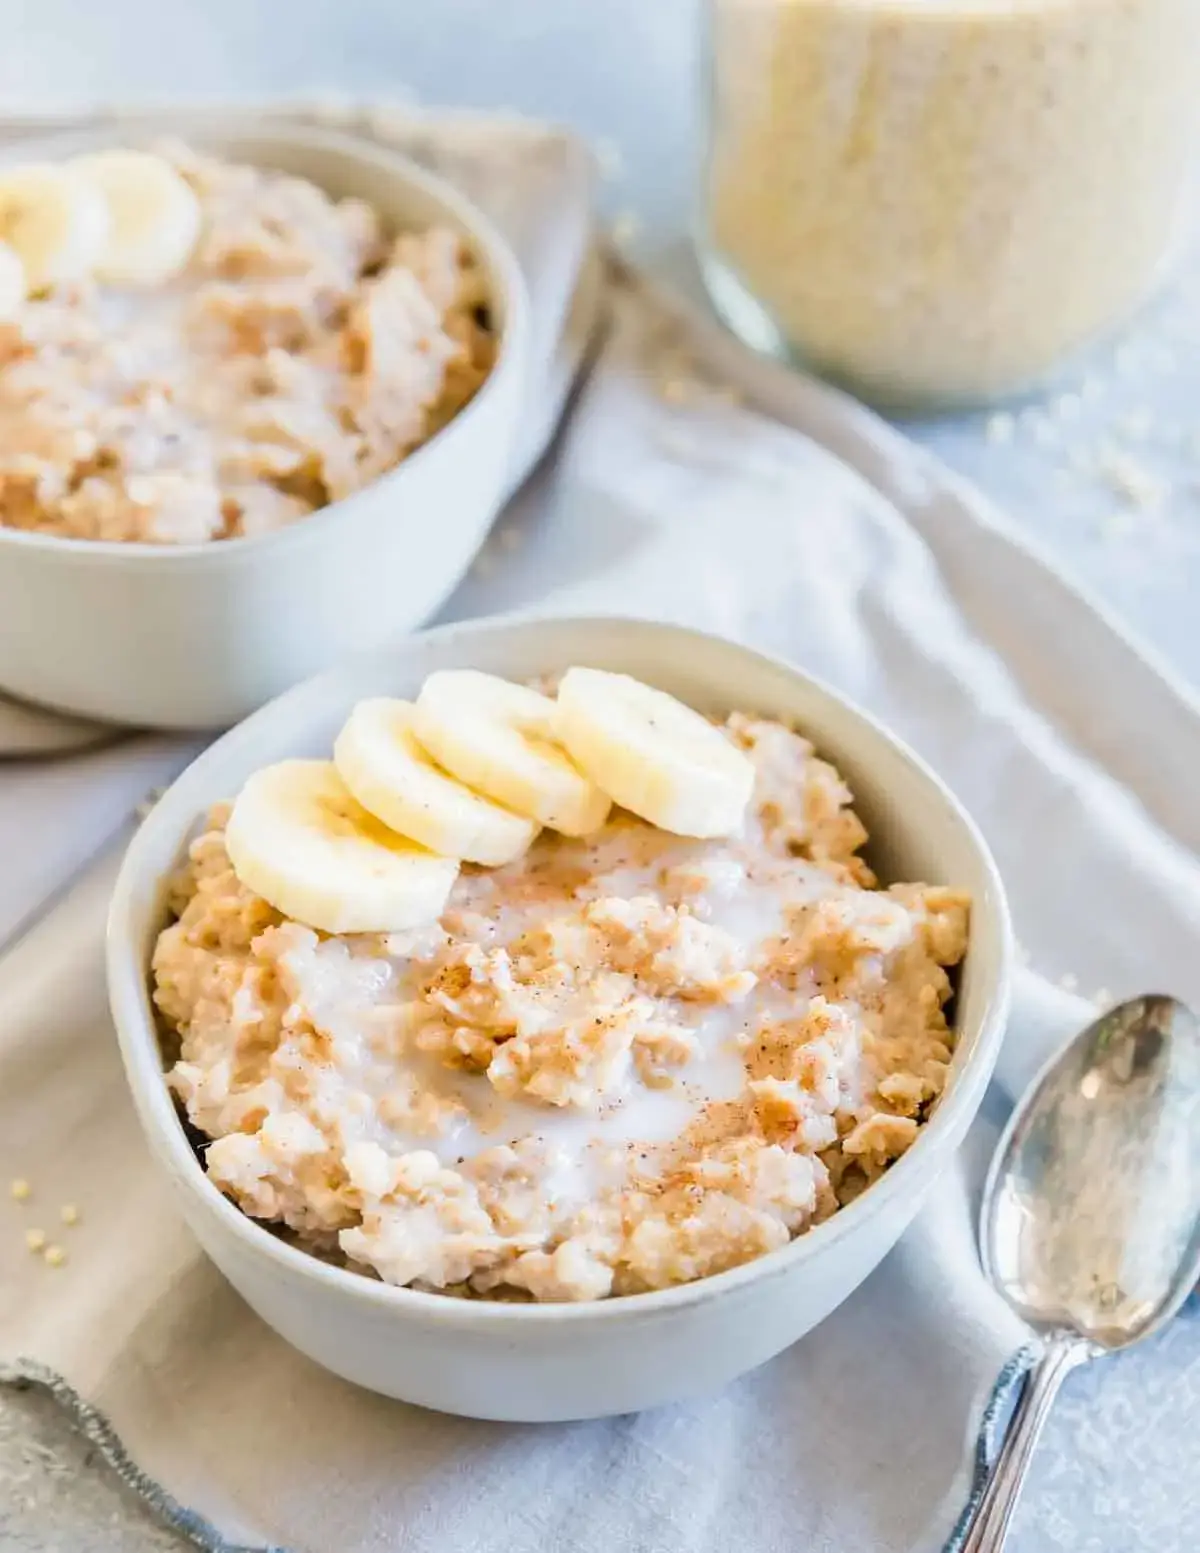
[153,713,968,1302]
[0,144,493,543]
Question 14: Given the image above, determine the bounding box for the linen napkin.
[2,112,1200,1553]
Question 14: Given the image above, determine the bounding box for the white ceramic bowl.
[0,120,529,730]
[107,615,1013,1421]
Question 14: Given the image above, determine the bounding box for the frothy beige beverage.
[703,0,1200,406]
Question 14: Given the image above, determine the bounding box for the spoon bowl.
[984,993,1200,1349]
[961,993,1200,1550]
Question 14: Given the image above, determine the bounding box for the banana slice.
[225,759,459,935]
[0,241,26,318]
[0,163,110,290]
[555,667,755,838]
[70,149,201,285]
[334,697,538,866]
[414,670,611,837]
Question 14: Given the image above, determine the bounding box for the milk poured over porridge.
[154,713,968,1302]
[0,144,493,542]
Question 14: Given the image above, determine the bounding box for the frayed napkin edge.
[939,1340,1039,1552]
[2,1343,1039,1553]
[0,1356,278,1553]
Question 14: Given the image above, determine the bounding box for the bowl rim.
[0,117,529,570]
[107,613,1013,1326]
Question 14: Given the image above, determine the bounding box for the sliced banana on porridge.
[70,149,202,285]
[0,162,110,290]
[223,669,757,931]
[0,241,26,319]
[414,670,611,837]
[333,697,538,866]
[225,759,459,935]
[555,667,756,838]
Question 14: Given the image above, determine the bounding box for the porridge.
[152,669,969,1303]
[0,144,493,543]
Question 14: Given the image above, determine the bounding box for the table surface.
[0,2,1197,1549]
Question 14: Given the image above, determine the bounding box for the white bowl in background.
[107,615,1013,1421]
[0,120,530,730]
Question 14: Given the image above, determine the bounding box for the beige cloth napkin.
[2,112,1200,1553]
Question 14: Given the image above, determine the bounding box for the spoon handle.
[960,1332,1093,1552]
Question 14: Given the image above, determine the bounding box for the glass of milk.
[699,0,1200,409]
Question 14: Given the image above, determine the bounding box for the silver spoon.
[961,994,1200,1552]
